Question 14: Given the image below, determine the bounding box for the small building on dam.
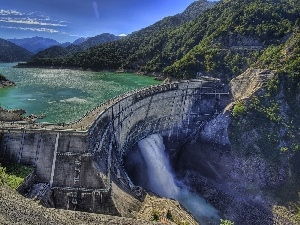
[0,79,230,217]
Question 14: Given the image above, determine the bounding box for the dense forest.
[23,0,299,82]
[22,0,215,73]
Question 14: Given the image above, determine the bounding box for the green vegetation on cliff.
[229,28,300,161]
[0,162,33,189]
[228,29,300,221]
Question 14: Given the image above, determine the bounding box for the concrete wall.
[0,131,90,183]
[88,79,230,198]
[0,79,230,216]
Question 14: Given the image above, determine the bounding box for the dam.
[0,79,230,217]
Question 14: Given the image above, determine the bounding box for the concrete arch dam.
[0,79,230,216]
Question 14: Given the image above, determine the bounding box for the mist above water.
[137,134,220,224]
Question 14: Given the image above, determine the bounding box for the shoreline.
[0,73,16,88]
[15,63,169,81]
[0,80,15,88]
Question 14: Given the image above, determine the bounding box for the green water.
[0,63,161,123]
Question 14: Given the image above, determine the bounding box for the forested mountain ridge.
[23,0,216,70]
[225,28,300,224]
[30,45,84,60]
[34,0,215,59]
[164,0,300,80]
[23,0,299,82]
[78,33,122,50]
[0,38,33,62]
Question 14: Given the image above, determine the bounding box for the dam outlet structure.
[0,79,230,217]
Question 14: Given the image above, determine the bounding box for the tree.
[220,219,235,225]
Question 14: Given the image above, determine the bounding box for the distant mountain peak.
[73,37,87,45]
[0,38,32,62]
[77,33,121,50]
[30,33,121,59]
[7,37,60,53]
[180,0,217,21]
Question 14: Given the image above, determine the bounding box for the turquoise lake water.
[0,63,161,123]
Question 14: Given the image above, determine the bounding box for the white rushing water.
[138,134,179,198]
[138,134,220,224]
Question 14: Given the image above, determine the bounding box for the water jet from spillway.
[137,134,220,225]
[138,134,179,198]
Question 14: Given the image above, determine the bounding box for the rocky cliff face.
[230,68,275,101]
[199,111,231,146]
[174,68,300,224]
[213,32,263,50]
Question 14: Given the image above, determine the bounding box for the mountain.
[223,28,300,224]
[178,0,217,21]
[73,37,87,45]
[31,44,84,61]
[8,37,61,53]
[25,0,216,68]
[30,33,124,60]
[21,0,299,82]
[163,0,300,80]
[0,38,32,62]
[78,33,121,50]
[60,42,72,47]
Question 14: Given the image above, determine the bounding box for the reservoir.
[0,63,160,123]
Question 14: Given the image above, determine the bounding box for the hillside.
[79,33,122,50]
[8,36,61,53]
[22,0,299,81]
[228,31,300,223]
[23,0,216,70]
[163,0,300,80]
[31,44,84,60]
[0,38,32,62]
[73,37,87,45]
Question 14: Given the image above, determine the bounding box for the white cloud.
[0,9,68,27]
[1,25,77,36]
[119,33,127,36]
[0,17,67,27]
[0,9,75,36]
[1,25,59,33]
[0,10,24,16]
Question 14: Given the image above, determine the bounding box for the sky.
[0,0,214,43]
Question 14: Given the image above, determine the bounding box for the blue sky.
[0,0,215,43]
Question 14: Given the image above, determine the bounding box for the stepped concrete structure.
[0,79,230,216]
